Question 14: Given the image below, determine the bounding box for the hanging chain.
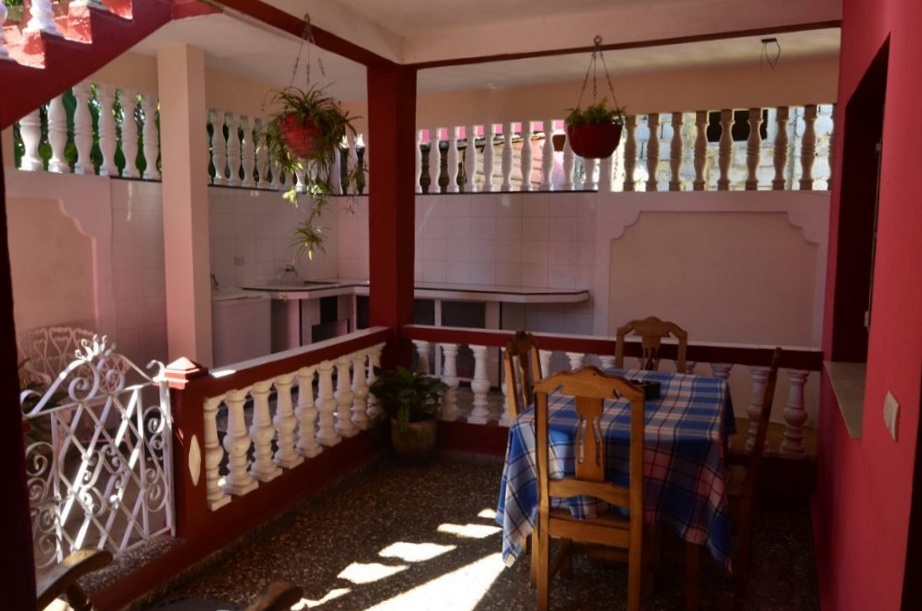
[575,35,621,110]
[288,13,328,91]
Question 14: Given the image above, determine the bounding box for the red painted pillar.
[0,110,38,609]
[367,62,417,368]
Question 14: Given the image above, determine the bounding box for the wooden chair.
[37,549,113,611]
[503,329,543,419]
[614,316,688,373]
[533,366,648,611]
[726,346,782,598]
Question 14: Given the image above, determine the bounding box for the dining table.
[495,367,736,575]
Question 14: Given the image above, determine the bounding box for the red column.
[0,112,38,608]
[367,62,417,367]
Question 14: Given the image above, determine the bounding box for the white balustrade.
[203,397,230,510]
[19,109,42,172]
[584,157,598,191]
[74,82,95,176]
[710,363,733,380]
[211,109,227,185]
[413,340,431,374]
[429,127,441,193]
[562,137,575,191]
[772,107,790,190]
[482,123,496,192]
[501,122,514,192]
[623,115,638,192]
[464,125,478,193]
[781,370,810,457]
[120,89,141,179]
[360,134,369,193]
[222,388,258,496]
[566,352,585,371]
[447,126,460,193]
[440,343,461,422]
[520,121,533,191]
[366,343,384,421]
[669,112,683,191]
[141,92,161,180]
[745,365,772,451]
[26,0,58,35]
[541,119,555,191]
[96,85,118,177]
[240,115,255,187]
[799,105,818,190]
[255,118,270,189]
[717,109,734,191]
[693,111,708,190]
[334,356,358,437]
[226,113,241,187]
[415,129,424,193]
[273,373,302,468]
[468,345,491,424]
[745,107,763,190]
[249,380,282,482]
[0,4,8,61]
[645,113,660,192]
[316,360,341,446]
[46,94,69,173]
[351,354,370,430]
[295,365,322,458]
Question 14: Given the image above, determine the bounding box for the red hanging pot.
[566,122,623,159]
[280,114,322,159]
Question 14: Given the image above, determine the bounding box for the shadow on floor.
[137,452,818,611]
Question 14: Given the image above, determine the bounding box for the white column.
[240,115,255,187]
[203,397,230,510]
[501,121,514,191]
[295,366,322,458]
[429,127,441,193]
[96,84,118,177]
[18,109,42,172]
[540,119,555,190]
[520,120,533,191]
[440,343,461,422]
[222,389,258,495]
[781,370,810,457]
[745,366,771,452]
[334,356,357,438]
[464,125,479,193]
[73,82,95,176]
[46,94,69,173]
[482,123,496,192]
[351,353,370,430]
[447,126,460,193]
[141,92,161,180]
[119,89,140,179]
[316,361,341,446]
[273,373,303,468]
[468,345,491,424]
[249,380,282,482]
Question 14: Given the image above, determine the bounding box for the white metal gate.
[20,336,173,570]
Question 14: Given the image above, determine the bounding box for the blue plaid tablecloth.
[496,369,736,571]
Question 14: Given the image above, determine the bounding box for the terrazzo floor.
[135,452,818,611]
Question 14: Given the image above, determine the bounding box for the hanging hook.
[761,37,781,70]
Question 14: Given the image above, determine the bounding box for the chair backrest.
[503,330,543,419]
[18,326,98,386]
[534,366,645,519]
[743,346,782,497]
[614,315,688,372]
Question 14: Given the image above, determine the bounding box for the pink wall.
[817,0,922,609]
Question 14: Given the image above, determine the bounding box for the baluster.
[685,361,697,374]
[271,150,285,191]
[799,104,818,191]
[447,126,460,193]
[316,361,341,446]
[351,353,370,430]
[599,154,613,192]
[566,352,585,371]
[429,127,441,193]
[254,118,270,188]
[366,343,384,421]
[73,82,95,175]
[781,370,810,457]
[520,120,534,191]
[330,139,343,194]
[334,357,357,438]
[464,125,478,193]
[562,137,575,191]
[119,89,140,178]
[19,109,42,172]
[827,104,836,189]
[211,110,227,185]
[294,166,307,194]
[25,0,57,34]
[539,350,553,377]
[140,93,161,180]
[693,110,708,191]
[468,345,491,424]
[669,112,683,191]
[745,107,763,190]
[541,119,555,190]
[203,397,230,510]
[717,109,734,191]
[295,366,322,457]
[440,343,461,422]
[96,85,118,177]
[501,122,514,191]
[412,340,431,374]
[745,366,771,451]
[612,135,626,191]
[599,355,616,370]
[226,113,241,186]
[222,389,258,495]
[583,158,598,190]
[709,363,733,380]
[273,373,302,468]
[240,115,255,187]
[772,106,790,190]
[415,129,424,193]
[249,380,282,482]
[623,115,638,192]
[482,123,496,192]
[645,113,660,192]
[360,134,369,193]
[0,4,8,60]
[46,94,69,173]
[347,132,359,193]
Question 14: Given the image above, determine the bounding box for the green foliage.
[369,366,447,433]
[263,86,365,261]
[565,97,627,126]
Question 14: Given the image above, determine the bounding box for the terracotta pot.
[566,122,623,159]
[280,114,322,159]
[390,417,437,464]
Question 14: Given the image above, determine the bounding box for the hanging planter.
[279,112,323,159]
[564,35,627,159]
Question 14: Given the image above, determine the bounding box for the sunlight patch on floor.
[437,523,502,539]
[477,508,497,520]
[379,541,456,562]
[299,587,351,608]
[338,562,408,585]
[363,553,506,611]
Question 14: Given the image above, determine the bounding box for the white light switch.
[883,391,899,441]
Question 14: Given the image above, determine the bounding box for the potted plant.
[369,365,447,463]
[564,97,627,159]
[263,86,365,260]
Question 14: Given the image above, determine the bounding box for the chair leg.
[735,510,754,600]
[536,520,550,611]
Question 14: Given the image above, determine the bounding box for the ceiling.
[131,0,841,102]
